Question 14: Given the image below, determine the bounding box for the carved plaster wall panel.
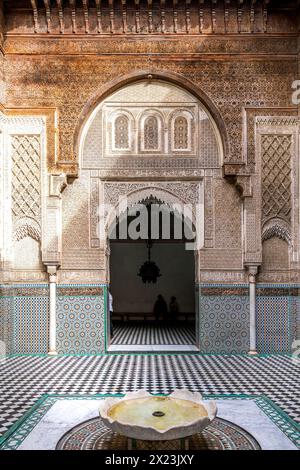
[199,249,243,270]
[11,134,41,224]
[243,191,262,265]
[58,270,106,284]
[2,40,295,173]
[214,178,242,250]
[261,237,289,272]
[10,133,42,256]
[62,172,90,253]
[200,270,247,284]
[82,110,102,167]
[0,271,48,283]
[61,170,103,274]
[204,172,214,248]
[43,206,60,263]
[61,250,104,270]
[0,112,48,279]
[81,80,221,167]
[257,272,294,283]
[244,109,298,169]
[261,134,292,226]
[90,171,100,249]
[256,117,300,270]
[102,181,202,208]
[61,170,104,272]
[83,157,207,179]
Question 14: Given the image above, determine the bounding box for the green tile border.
[0,393,299,450]
[0,352,294,359]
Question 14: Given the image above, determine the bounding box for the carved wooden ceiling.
[2,0,299,36]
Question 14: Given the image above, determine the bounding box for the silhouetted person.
[169,296,179,322]
[153,294,168,323]
[109,290,114,337]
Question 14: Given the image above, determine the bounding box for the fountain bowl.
[99,389,217,441]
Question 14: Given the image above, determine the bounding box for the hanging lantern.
[138,240,161,283]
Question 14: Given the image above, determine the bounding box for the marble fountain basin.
[99,389,217,441]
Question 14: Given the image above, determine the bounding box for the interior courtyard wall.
[0,5,299,354]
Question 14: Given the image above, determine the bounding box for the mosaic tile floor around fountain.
[0,395,298,450]
[0,354,299,450]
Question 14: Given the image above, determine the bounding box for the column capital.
[49,173,67,197]
[47,265,58,278]
[246,265,259,283]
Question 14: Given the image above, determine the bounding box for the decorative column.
[248,266,258,355]
[43,174,67,355]
[47,265,58,355]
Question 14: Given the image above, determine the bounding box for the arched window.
[144,116,159,150]
[114,115,129,149]
[174,116,188,149]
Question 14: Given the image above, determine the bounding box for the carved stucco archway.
[103,183,202,349]
[102,182,204,285]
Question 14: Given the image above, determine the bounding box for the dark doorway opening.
[108,199,197,351]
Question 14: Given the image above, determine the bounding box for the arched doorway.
[107,196,198,351]
[77,75,224,353]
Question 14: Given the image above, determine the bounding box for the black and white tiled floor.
[0,354,299,439]
[111,324,196,345]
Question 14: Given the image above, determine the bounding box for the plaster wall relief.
[0,113,47,282]
[204,171,214,249]
[198,173,245,280]
[44,172,68,267]
[243,188,262,267]
[90,170,101,249]
[0,110,67,284]
[1,54,295,177]
[76,80,251,283]
[60,169,104,283]
[71,79,232,282]
[82,80,220,165]
[78,80,300,284]
[214,178,242,247]
[10,134,42,271]
[256,117,300,283]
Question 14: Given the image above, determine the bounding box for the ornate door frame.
[102,180,204,350]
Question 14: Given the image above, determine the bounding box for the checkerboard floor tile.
[0,354,299,439]
[111,324,195,345]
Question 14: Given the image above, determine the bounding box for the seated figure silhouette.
[169,296,179,322]
[153,294,168,323]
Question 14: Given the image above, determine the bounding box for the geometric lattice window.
[11,135,41,221]
[261,134,292,224]
[144,116,159,150]
[174,116,188,149]
[114,115,129,149]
